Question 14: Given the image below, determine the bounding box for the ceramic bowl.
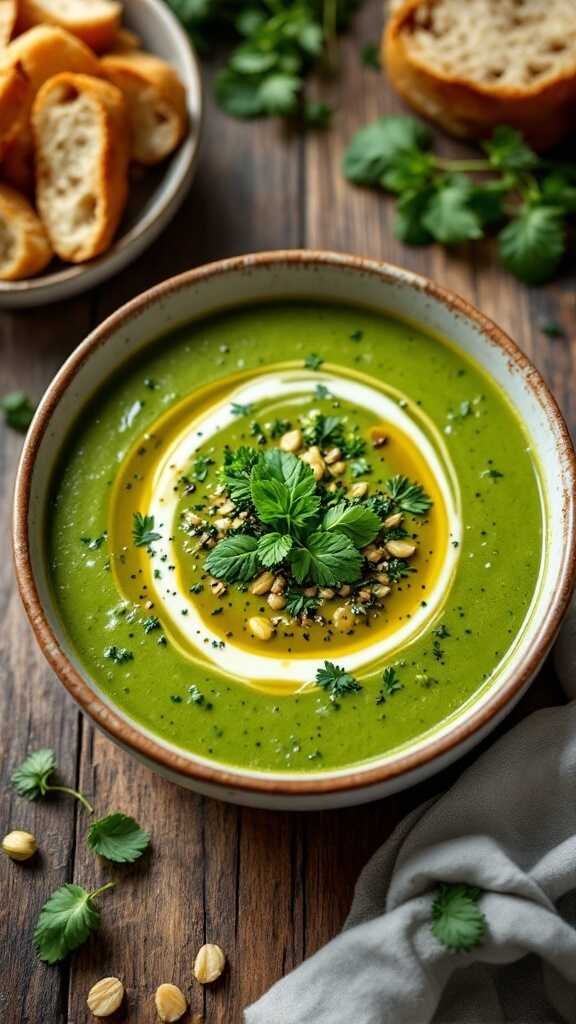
[0,0,202,309]
[13,252,576,809]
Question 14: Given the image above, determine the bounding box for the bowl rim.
[13,250,576,796]
[0,0,203,304]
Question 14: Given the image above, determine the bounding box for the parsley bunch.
[166,0,360,122]
[206,448,381,586]
[343,117,576,284]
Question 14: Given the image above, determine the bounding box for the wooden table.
[1,4,573,1022]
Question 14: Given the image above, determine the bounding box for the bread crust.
[384,0,576,150]
[101,51,187,164]
[0,0,17,47]
[18,0,121,53]
[32,72,129,262]
[0,181,52,279]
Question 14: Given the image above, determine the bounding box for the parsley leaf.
[257,532,293,567]
[304,352,324,370]
[205,534,260,582]
[1,391,35,432]
[499,206,566,285]
[431,883,487,952]
[350,457,371,478]
[315,661,362,699]
[284,589,319,619]
[422,178,484,245]
[387,475,432,515]
[231,401,253,416]
[343,115,433,185]
[323,501,381,547]
[376,666,403,703]
[11,749,93,812]
[87,813,150,863]
[104,646,133,664]
[250,450,320,530]
[289,531,363,586]
[34,882,114,964]
[221,445,260,506]
[132,512,161,547]
[483,125,538,172]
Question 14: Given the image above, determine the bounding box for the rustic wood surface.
[0,3,573,1022]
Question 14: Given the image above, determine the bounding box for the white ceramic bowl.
[0,0,202,309]
[13,252,576,809]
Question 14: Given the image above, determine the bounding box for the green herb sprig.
[1,391,35,432]
[166,0,361,123]
[315,660,361,699]
[11,749,93,813]
[343,117,576,284]
[87,813,151,864]
[35,882,115,964]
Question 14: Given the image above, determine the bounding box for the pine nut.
[267,593,286,610]
[349,482,368,498]
[324,447,342,465]
[250,571,275,595]
[333,605,356,631]
[328,461,346,477]
[280,429,303,452]
[319,588,335,599]
[383,512,403,528]
[248,616,274,640]
[386,540,417,558]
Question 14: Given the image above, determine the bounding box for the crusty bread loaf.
[0,0,17,46]
[384,0,576,150]
[100,51,187,164]
[18,0,121,52]
[0,182,52,279]
[2,132,35,193]
[107,26,141,53]
[32,72,129,262]
[0,64,28,148]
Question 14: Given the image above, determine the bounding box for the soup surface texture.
[49,302,543,774]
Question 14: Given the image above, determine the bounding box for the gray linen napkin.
[245,698,576,1024]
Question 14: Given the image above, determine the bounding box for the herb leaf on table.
[11,749,93,813]
[87,813,151,863]
[35,882,114,963]
[1,391,35,432]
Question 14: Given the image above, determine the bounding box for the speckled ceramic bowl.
[0,0,202,309]
[13,252,576,809]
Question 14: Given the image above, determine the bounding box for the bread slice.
[0,182,52,279]
[101,52,187,165]
[0,25,102,140]
[384,0,576,150]
[0,0,17,46]
[32,72,129,262]
[107,27,141,54]
[2,132,35,193]
[17,0,121,53]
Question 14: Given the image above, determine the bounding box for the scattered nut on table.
[2,830,37,861]
[155,983,187,1022]
[194,943,226,984]
[87,977,125,1018]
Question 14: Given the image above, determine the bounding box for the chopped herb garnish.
[193,454,214,481]
[284,590,319,619]
[142,616,160,634]
[132,512,161,547]
[315,661,362,700]
[433,624,450,639]
[231,401,253,416]
[80,533,107,550]
[481,468,504,480]
[304,353,324,371]
[187,684,205,705]
[387,475,432,515]
[314,383,331,399]
[1,391,35,432]
[104,646,134,665]
[349,329,364,342]
[189,582,204,594]
[269,418,292,438]
[376,666,403,704]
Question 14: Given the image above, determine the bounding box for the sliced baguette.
[0,182,52,279]
[107,27,141,54]
[384,0,576,150]
[2,132,35,193]
[101,51,187,165]
[18,0,121,53]
[32,72,129,262]
[0,25,101,141]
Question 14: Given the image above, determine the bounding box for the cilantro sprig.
[315,660,362,699]
[206,448,380,586]
[343,117,576,284]
[11,749,93,813]
[35,881,114,963]
[431,884,487,952]
[132,512,161,548]
[167,0,360,123]
[87,813,150,864]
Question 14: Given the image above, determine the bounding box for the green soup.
[49,302,543,773]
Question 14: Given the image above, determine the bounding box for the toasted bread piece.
[107,27,141,53]
[18,0,121,52]
[0,26,101,140]
[0,63,28,148]
[101,51,187,165]
[384,0,576,150]
[32,72,129,262]
[0,0,17,46]
[0,182,52,279]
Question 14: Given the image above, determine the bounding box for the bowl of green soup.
[14,251,576,809]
